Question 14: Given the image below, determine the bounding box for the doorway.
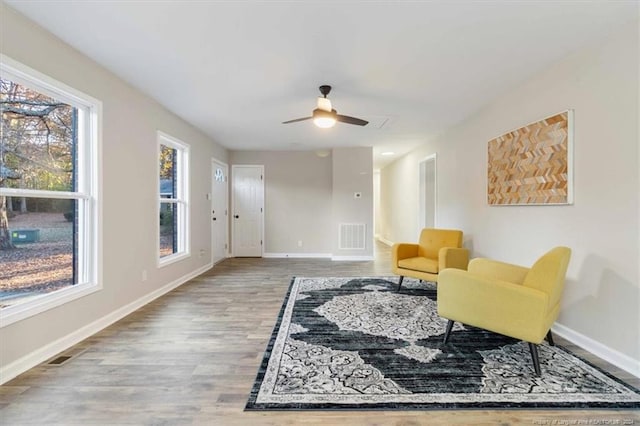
[418,154,437,230]
[231,165,264,257]
[211,159,229,265]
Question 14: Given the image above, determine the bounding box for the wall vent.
[339,223,366,250]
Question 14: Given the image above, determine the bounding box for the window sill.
[0,282,102,328]
[158,251,190,268]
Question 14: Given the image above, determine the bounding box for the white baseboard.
[552,322,640,379]
[376,236,394,247]
[0,262,213,385]
[263,253,332,259]
[263,253,373,261]
[331,255,375,261]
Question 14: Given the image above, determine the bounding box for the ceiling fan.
[282,85,368,128]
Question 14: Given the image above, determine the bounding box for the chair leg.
[443,320,454,344]
[546,330,555,346]
[397,276,404,292]
[528,342,542,376]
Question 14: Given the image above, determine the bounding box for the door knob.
[213,217,217,221]
[234,215,239,219]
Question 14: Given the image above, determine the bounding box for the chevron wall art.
[488,110,573,205]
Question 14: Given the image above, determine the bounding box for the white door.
[419,154,437,230]
[211,159,228,264]
[232,165,264,257]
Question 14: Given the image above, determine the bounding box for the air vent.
[46,347,87,366]
[364,115,392,129]
[339,223,366,250]
[48,355,72,365]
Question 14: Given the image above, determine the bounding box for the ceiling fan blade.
[336,114,368,126]
[282,116,312,124]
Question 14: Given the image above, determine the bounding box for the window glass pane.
[215,167,224,182]
[159,202,177,258]
[0,198,77,309]
[159,144,176,198]
[0,78,76,192]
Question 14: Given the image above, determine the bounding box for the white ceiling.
[5,1,637,169]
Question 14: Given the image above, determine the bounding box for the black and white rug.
[246,277,640,410]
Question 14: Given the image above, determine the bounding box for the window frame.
[0,54,102,327]
[157,131,190,266]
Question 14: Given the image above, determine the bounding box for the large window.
[158,132,189,265]
[0,55,101,325]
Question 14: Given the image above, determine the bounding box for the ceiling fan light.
[314,117,336,128]
[317,97,332,112]
[312,108,337,128]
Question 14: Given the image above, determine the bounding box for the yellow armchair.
[391,228,469,291]
[437,246,571,376]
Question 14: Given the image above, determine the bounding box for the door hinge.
[260,207,263,213]
[261,174,263,180]
[261,240,263,245]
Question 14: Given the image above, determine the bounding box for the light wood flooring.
[1,242,639,425]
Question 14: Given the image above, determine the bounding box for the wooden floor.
[1,242,639,425]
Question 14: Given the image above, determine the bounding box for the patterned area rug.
[245,277,640,410]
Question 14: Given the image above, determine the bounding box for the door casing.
[211,158,229,264]
[418,154,437,231]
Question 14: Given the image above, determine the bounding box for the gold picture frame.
[487,110,573,205]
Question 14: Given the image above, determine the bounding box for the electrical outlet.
[142,270,147,282]
[199,249,205,258]
[298,240,303,247]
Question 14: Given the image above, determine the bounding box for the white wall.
[229,150,333,255]
[332,147,374,259]
[380,22,639,367]
[1,6,227,372]
[229,148,374,259]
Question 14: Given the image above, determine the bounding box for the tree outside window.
[0,58,99,320]
[158,132,189,263]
